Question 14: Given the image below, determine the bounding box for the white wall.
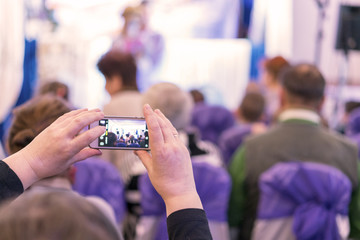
[261,0,360,83]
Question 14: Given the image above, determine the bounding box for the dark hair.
[239,92,265,122]
[345,101,360,114]
[263,56,290,81]
[280,64,325,106]
[97,50,138,90]
[107,132,118,146]
[7,95,72,154]
[0,191,120,240]
[39,81,69,100]
[189,89,205,103]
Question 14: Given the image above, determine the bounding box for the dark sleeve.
[167,208,213,240]
[0,160,24,202]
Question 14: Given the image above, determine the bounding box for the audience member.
[260,56,290,120]
[107,132,118,147]
[38,80,69,100]
[97,50,144,179]
[336,101,360,134]
[139,82,231,239]
[1,108,105,199]
[0,105,213,239]
[97,49,145,239]
[38,82,127,225]
[0,191,121,240]
[228,64,360,240]
[6,95,118,226]
[189,89,205,104]
[144,82,223,167]
[219,91,267,166]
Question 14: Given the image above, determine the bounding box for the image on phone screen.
[98,118,149,149]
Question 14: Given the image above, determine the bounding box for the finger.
[56,109,88,124]
[143,104,164,148]
[65,110,105,137]
[154,109,176,143]
[72,125,106,150]
[134,150,152,170]
[71,148,102,163]
[154,109,179,136]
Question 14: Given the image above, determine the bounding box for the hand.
[135,104,203,216]
[4,109,105,189]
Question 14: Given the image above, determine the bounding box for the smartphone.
[89,116,150,150]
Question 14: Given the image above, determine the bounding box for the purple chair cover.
[73,157,126,223]
[191,103,235,145]
[258,162,351,240]
[218,125,252,166]
[346,107,360,136]
[139,161,231,240]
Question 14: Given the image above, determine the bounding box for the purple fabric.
[219,125,252,166]
[191,103,235,144]
[73,157,126,223]
[140,161,231,240]
[346,108,360,136]
[258,162,351,240]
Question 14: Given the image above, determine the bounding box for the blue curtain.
[0,39,37,155]
[249,41,265,80]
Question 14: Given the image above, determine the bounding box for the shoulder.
[320,128,358,151]
[104,92,143,116]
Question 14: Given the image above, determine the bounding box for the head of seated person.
[97,50,138,96]
[38,80,69,100]
[189,89,205,104]
[237,92,266,124]
[107,132,118,147]
[279,64,325,112]
[7,95,75,188]
[261,56,290,89]
[143,82,193,131]
[0,191,120,240]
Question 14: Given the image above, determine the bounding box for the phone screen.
[98,118,149,149]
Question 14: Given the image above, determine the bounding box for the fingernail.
[144,104,152,111]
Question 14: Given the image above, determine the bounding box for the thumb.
[71,148,102,164]
[135,150,152,170]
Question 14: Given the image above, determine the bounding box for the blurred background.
[1,0,360,157]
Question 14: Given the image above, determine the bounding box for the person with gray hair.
[142,82,222,165]
[142,82,193,131]
[138,82,231,240]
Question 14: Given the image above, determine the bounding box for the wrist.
[163,191,203,217]
[3,150,40,189]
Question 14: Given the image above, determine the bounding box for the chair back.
[73,157,126,223]
[191,103,235,145]
[137,161,231,240]
[252,161,352,240]
[219,125,252,166]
